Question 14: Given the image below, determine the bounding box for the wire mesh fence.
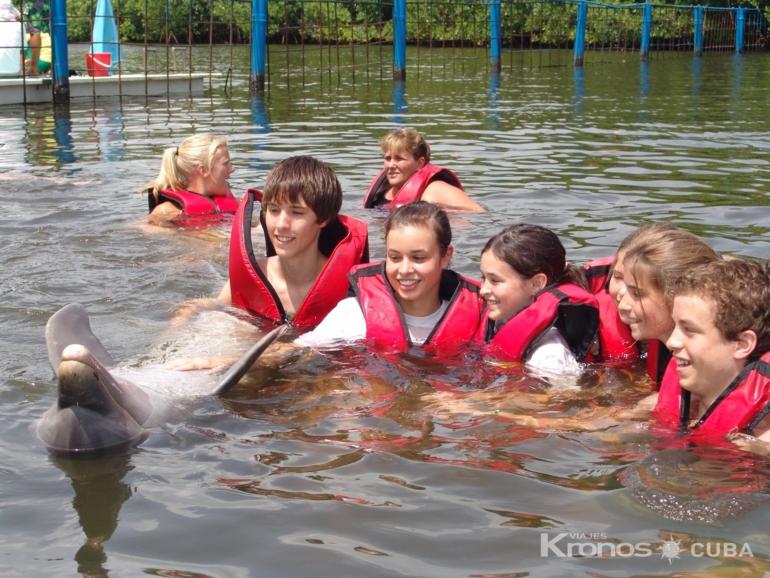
[4,0,767,91]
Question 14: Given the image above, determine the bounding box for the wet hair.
[605,223,679,286]
[622,228,719,306]
[143,134,228,198]
[482,224,589,291]
[616,223,678,258]
[379,128,431,163]
[674,259,770,360]
[261,156,342,225]
[384,201,451,256]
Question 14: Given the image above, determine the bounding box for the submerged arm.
[147,201,182,226]
[421,181,485,213]
[169,298,366,372]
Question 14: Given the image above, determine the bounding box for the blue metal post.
[250,0,267,91]
[489,0,501,73]
[735,7,745,53]
[50,0,70,103]
[693,7,703,56]
[574,1,588,67]
[393,0,406,80]
[640,3,652,61]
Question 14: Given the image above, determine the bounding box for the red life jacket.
[653,352,770,435]
[583,257,640,362]
[229,189,370,328]
[653,358,688,430]
[582,257,668,389]
[348,262,484,355]
[645,339,671,391]
[149,189,239,226]
[476,283,600,363]
[362,164,463,208]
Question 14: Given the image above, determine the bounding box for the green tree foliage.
[407,0,488,45]
[63,0,768,48]
[266,0,389,44]
[67,0,250,43]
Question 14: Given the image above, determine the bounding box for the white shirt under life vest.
[294,297,450,348]
[298,297,580,377]
[489,318,581,379]
[523,326,581,373]
[524,327,582,388]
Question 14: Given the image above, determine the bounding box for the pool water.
[2,46,770,577]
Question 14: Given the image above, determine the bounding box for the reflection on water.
[689,57,704,124]
[637,61,650,124]
[19,102,128,170]
[52,105,78,167]
[52,455,134,577]
[487,72,501,130]
[392,81,408,123]
[90,105,126,163]
[620,448,770,524]
[247,94,273,174]
[572,66,585,118]
[3,49,770,575]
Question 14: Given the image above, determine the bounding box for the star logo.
[660,535,682,565]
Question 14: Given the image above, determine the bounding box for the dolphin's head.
[36,345,149,455]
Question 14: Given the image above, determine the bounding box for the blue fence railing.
[46,0,769,97]
[248,0,767,86]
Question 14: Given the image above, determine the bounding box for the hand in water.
[728,433,770,456]
[167,356,238,372]
[167,342,305,373]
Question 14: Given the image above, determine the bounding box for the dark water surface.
[3,47,770,577]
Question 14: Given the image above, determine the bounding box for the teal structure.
[694,6,704,56]
[393,0,407,80]
[91,0,124,71]
[574,2,588,66]
[640,3,652,61]
[251,0,268,90]
[51,0,69,102]
[489,0,502,72]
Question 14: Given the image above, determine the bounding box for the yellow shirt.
[26,31,51,63]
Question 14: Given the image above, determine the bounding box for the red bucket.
[85,52,111,77]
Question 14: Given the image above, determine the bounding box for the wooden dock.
[0,72,211,106]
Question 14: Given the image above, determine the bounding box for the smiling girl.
[583,224,678,364]
[614,228,719,390]
[476,224,599,373]
[362,128,484,213]
[144,134,238,227]
[296,201,483,354]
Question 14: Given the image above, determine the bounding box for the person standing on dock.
[23,0,49,76]
[0,0,23,77]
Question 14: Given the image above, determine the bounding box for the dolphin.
[37,303,286,455]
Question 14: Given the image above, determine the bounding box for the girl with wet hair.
[297,201,483,354]
[616,228,719,346]
[606,226,719,391]
[476,224,599,373]
[143,134,237,227]
[583,223,678,369]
